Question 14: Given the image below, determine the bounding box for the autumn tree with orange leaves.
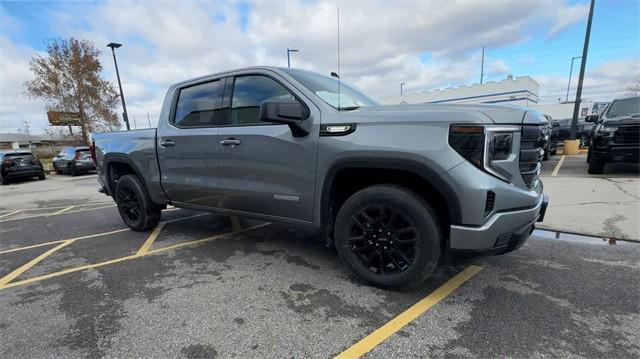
[24,38,121,143]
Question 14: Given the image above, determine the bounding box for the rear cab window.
[173,79,226,127]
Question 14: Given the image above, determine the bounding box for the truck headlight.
[598,126,617,134]
[450,125,520,182]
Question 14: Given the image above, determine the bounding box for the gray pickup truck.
[93,66,548,288]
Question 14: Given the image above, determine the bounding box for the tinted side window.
[174,80,226,127]
[230,76,296,125]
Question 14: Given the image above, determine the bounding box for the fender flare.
[319,157,462,226]
[101,154,150,197]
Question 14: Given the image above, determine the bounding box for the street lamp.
[107,42,130,130]
[565,56,582,103]
[400,82,406,96]
[287,48,299,68]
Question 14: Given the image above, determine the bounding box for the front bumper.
[592,145,640,163]
[449,194,548,252]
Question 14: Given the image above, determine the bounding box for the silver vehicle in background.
[52,146,96,176]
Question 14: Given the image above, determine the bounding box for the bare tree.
[24,38,120,143]
[626,74,640,95]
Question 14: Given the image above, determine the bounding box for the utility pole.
[480,46,485,85]
[23,120,31,149]
[400,82,406,96]
[565,56,582,102]
[147,113,152,128]
[287,48,299,68]
[569,0,595,141]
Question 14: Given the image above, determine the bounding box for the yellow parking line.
[0,210,22,219]
[0,240,74,288]
[136,223,165,256]
[1,222,271,290]
[51,206,75,215]
[335,265,483,359]
[0,228,130,256]
[551,155,565,177]
[146,222,271,254]
[0,204,117,223]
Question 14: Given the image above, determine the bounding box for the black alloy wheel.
[118,186,141,223]
[114,174,161,231]
[334,185,442,289]
[347,206,417,275]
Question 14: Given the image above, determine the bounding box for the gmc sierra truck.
[93,67,548,288]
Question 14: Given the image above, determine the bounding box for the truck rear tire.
[334,184,442,289]
[114,174,161,231]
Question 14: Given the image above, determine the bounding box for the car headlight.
[598,126,617,134]
[449,125,519,183]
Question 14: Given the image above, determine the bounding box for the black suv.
[587,96,640,174]
[0,150,46,185]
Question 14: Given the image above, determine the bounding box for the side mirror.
[259,101,311,137]
[585,114,599,123]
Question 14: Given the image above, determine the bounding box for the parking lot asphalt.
[540,153,640,240]
[1,179,639,358]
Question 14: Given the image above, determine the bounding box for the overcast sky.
[1,0,638,134]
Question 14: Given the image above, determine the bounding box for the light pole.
[400,82,406,96]
[287,48,298,68]
[569,0,595,142]
[565,56,582,103]
[107,42,130,131]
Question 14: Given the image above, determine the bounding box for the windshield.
[284,69,378,109]
[606,97,640,118]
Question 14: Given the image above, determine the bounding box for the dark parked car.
[587,96,640,174]
[541,114,559,160]
[555,118,595,148]
[52,146,96,176]
[0,150,46,185]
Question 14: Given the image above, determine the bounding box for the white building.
[384,76,540,107]
[383,76,605,121]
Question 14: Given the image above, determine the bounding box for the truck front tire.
[114,174,161,231]
[588,155,605,174]
[334,185,442,289]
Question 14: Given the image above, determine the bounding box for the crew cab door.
[157,77,227,207]
[214,72,319,222]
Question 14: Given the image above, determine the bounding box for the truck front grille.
[614,125,640,144]
[519,126,544,189]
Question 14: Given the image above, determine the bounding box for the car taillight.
[3,159,13,167]
[31,157,42,166]
[74,152,81,161]
[90,142,97,164]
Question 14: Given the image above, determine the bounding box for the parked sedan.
[0,150,46,185]
[52,146,96,176]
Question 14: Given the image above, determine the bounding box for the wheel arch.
[102,154,149,198]
[319,158,461,245]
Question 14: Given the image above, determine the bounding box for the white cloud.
[0,0,627,134]
[537,57,640,103]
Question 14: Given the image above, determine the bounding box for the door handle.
[160,139,175,147]
[220,138,241,147]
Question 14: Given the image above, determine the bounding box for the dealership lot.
[1,171,639,358]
